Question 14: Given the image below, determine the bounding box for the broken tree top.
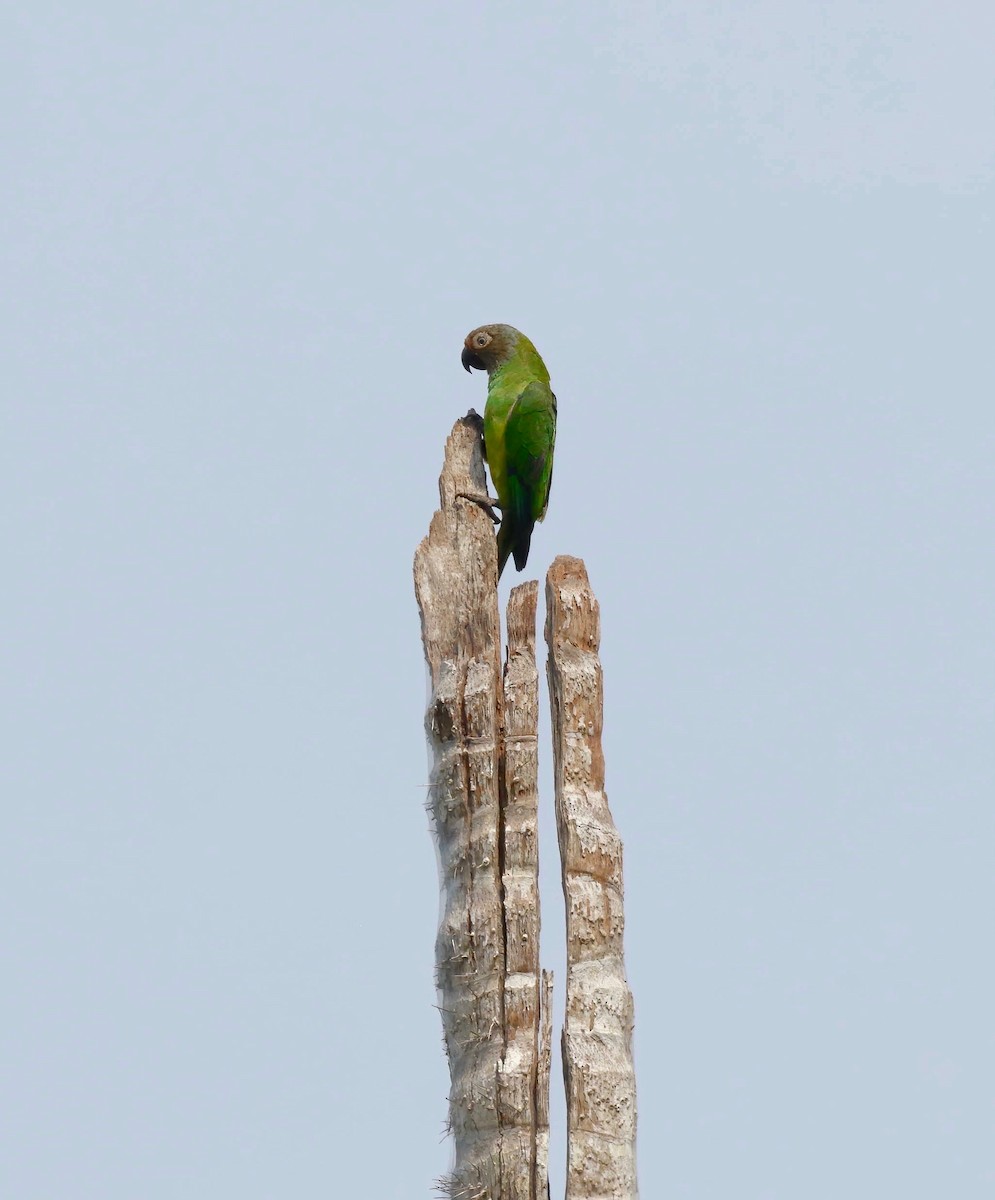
[413,419,638,1200]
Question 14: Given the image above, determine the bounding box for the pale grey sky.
[2,3,993,1197]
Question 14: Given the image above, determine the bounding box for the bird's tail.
[497,521,533,578]
[496,482,534,578]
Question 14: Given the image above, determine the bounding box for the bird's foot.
[461,408,485,436]
[456,492,502,523]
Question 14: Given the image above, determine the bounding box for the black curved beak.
[462,347,486,372]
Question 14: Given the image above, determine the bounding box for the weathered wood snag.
[415,421,637,1200]
[501,582,551,1195]
[546,557,638,1199]
[414,417,549,1200]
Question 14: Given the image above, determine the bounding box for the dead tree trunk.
[546,558,639,1200]
[501,582,552,1195]
[414,419,637,1200]
[413,417,549,1200]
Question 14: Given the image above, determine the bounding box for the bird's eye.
[476,335,488,346]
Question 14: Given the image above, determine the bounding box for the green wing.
[505,380,557,522]
[496,379,557,576]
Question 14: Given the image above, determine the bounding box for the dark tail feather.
[512,524,533,571]
[496,478,535,579]
[496,516,534,579]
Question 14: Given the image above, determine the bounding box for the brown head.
[461,324,522,374]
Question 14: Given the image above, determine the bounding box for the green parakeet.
[461,324,557,578]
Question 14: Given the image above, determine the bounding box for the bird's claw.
[462,408,485,436]
[456,492,502,523]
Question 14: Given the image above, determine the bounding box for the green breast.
[483,377,518,501]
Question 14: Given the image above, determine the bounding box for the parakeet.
[461,324,557,578]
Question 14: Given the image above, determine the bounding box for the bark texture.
[414,423,637,1198]
[499,580,550,1199]
[546,556,639,1200]
[414,417,549,1200]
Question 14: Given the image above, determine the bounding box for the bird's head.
[461,324,520,374]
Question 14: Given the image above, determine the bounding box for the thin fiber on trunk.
[546,556,639,1200]
[413,417,550,1200]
